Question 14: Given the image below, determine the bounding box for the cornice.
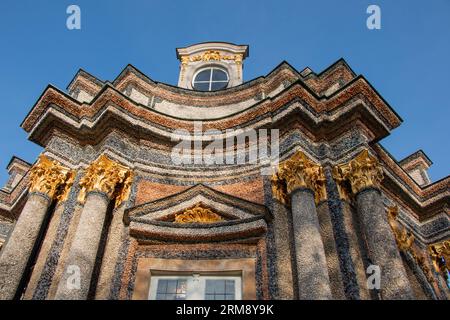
[21,74,401,148]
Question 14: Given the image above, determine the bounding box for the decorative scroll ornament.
[77,155,133,207]
[29,155,75,200]
[387,206,435,283]
[333,149,383,195]
[273,151,327,205]
[174,203,223,224]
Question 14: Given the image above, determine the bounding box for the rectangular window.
[148,274,241,300]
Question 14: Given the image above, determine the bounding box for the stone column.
[54,155,132,300]
[276,151,332,299]
[0,155,74,300]
[334,149,414,300]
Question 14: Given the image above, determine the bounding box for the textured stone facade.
[0,42,448,300]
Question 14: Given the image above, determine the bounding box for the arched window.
[192,67,229,91]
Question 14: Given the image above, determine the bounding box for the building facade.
[0,42,448,300]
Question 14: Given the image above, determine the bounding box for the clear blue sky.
[0,0,449,185]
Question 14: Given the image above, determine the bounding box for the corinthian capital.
[29,155,74,200]
[334,149,383,195]
[78,155,133,207]
[275,151,327,204]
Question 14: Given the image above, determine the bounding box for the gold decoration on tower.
[271,172,289,206]
[179,51,244,81]
[179,56,190,82]
[55,170,76,202]
[387,206,414,251]
[272,151,327,205]
[175,203,223,224]
[331,166,352,201]
[429,240,450,273]
[387,205,435,283]
[333,149,383,195]
[29,154,75,201]
[77,155,133,207]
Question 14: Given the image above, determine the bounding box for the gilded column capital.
[29,155,74,200]
[272,151,327,204]
[333,149,384,195]
[78,155,133,207]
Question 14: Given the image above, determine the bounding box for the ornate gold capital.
[175,203,223,224]
[78,155,133,207]
[333,149,383,195]
[272,151,327,205]
[29,155,75,200]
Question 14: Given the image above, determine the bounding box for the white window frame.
[192,67,229,91]
[148,274,242,300]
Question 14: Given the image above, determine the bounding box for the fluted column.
[54,155,132,300]
[334,149,414,299]
[0,155,74,300]
[275,151,332,299]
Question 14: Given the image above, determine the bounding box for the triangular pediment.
[125,184,271,224]
[124,184,271,242]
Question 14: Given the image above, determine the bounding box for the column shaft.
[0,193,51,299]
[54,192,109,299]
[291,188,332,299]
[356,188,414,299]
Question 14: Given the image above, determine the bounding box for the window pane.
[157,280,168,293]
[195,69,211,82]
[165,293,176,300]
[193,82,210,91]
[177,280,187,294]
[212,69,228,81]
[156,293,165,300]
[225,280,235,293]
[214,280,225,293]
[166,280,177,293]
[210,81,227,91]
[205,281,215,294]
